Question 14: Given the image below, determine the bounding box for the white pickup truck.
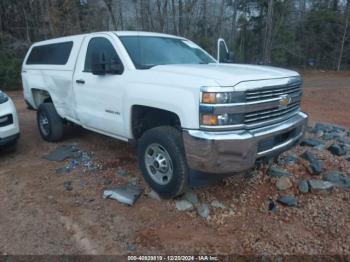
[22,31,308,198]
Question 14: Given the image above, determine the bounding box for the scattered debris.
[197,203,210,219]
[103,184,143,206]
[298,180,309,193]
[267,198,277,213]
[276,176,293,191]
[308,180,333,194]
[97,177,113,186]
[277,195,298,207]
[128,177,140,187]
[175,199,194,211]
[43,144,78,162]
[116,167,129,177]
[63,181,73,191]
[267,167,291,177]
[210,200,225,209]
[301,150,323,175]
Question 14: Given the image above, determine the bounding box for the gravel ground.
[0,71,349,256]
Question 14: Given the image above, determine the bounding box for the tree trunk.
[263,0,274,64]
[178,0,184,35]
[216,0,225,37]
[118,0,124,30]
[171,0,177,34]
[337,0,350,71]
[102,0,118,30]
[229,0,238,45]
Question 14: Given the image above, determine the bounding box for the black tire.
[37,103,64,142]
[138,126,188,199]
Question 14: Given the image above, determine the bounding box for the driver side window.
[84,37,123,73]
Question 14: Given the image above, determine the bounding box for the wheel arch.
[131,105,182,140]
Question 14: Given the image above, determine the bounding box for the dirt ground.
[0,71,349,256]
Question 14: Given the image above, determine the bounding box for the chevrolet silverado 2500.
[22,31,308,198]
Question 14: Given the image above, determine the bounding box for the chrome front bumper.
[183,112,308,174]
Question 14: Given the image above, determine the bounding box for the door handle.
[76,79,85,84]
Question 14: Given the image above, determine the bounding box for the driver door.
[73,34,126,137]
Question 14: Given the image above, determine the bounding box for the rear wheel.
[138,126,188,199]
[37,103,64,142]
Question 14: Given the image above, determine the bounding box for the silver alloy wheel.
[144,143,173,185]
[39,112,50,136]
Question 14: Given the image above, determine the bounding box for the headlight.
[0,91,9,104]
[201,91,245,104]
[201,113,244,126]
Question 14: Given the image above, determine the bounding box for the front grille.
[243,81,303,127]
[244,101,300,125]
[0,114,13,127]
[245,82,302,102]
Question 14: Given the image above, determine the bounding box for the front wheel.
[137,126,188,199]
[37,103,64,142]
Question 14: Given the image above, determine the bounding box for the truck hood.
[150,63,299,87]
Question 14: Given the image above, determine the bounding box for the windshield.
[118,35,216,69]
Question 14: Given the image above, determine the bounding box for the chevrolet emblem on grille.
[279,94,291,107]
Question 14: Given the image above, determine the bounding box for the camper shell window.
[26,41,73,65]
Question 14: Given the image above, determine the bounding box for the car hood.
[150,63,300,87]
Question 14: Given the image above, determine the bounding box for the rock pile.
[174,122,350,219]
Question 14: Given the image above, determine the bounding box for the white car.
[22,31,308,198]
[0,90,20,149]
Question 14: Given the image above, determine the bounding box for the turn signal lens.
[202,91,246,104]
[201,114,218,125]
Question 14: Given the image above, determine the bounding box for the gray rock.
[175,200,194,211]
[63,181,73,191]
[328,144,347,156]
[314,123,332,133]
[183,190,199,206]
[323,171,350,188]
[322,132,334,141]
[314,144,326,151]
[267,167,291,177]
[298,180,309,193]
[147,190,161,201]
[197,203,210,219]
[211,200,226,209]
[277,195,298,207]
[98,177,113,186]
[315,130,324,138]
[308,180,333,193]
[300,138,324,147]
[276,177,293,191]
[268,199,277,213]
[285,154,298,165]
[301,151,323,175]
[116,167,129,177]
[337,137,350,145]
[278,154,298,165]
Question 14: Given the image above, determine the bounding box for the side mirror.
[108,60,124,75]
[217,38,234,63]
[226,51,235,63]
[92,52,106,75]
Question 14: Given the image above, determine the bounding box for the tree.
[337,0,350,71]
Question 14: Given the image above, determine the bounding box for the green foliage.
[0,52,22,90]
